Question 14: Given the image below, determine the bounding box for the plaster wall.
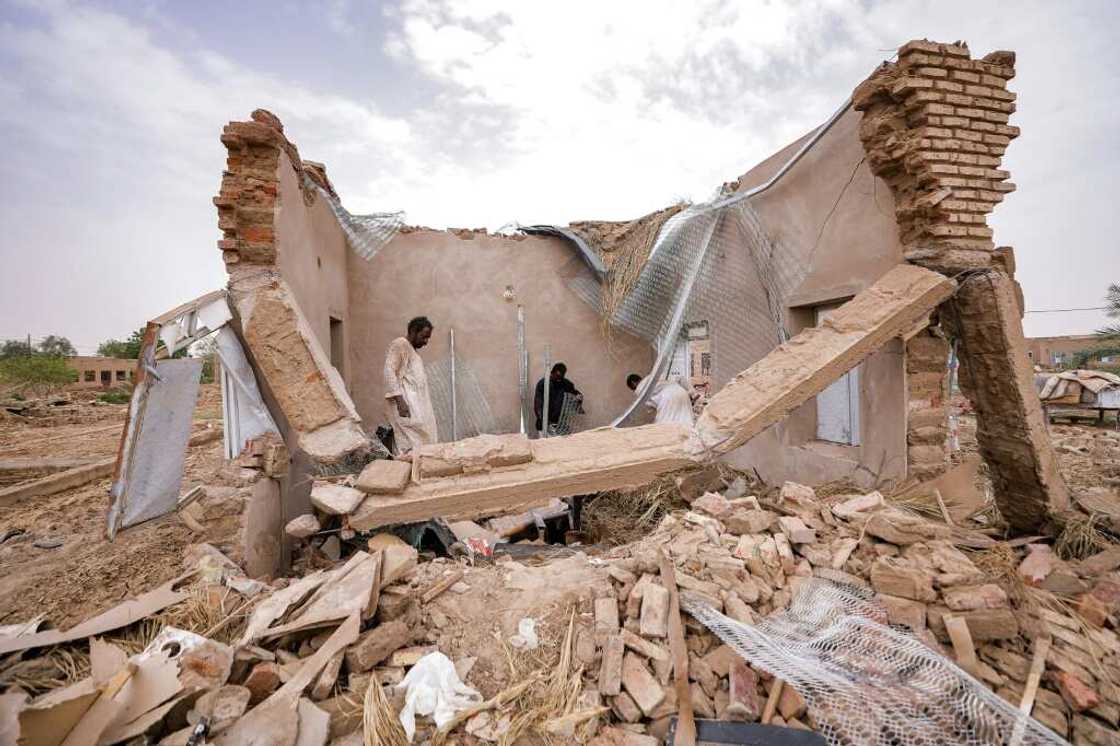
[346,230,654,435]
[274,151,353,385]
[721,108,910,488]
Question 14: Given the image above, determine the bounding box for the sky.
[0,0,1116,353]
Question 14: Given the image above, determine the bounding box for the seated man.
[627,372,695,426]
[534,362,582,436]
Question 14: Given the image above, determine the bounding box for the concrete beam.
[694,264,957,455]
[944,271,1069,532]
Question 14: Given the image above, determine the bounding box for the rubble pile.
[2,471,1118,745]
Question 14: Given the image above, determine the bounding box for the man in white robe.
[627,373,695,427]
[384,316,438,456]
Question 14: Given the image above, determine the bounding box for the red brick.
[1055,671,1100,712]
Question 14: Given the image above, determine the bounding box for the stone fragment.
[1055,671,1100,713]
[690,682,715,718]
[244,662,282,705]
[311,650,344,701]
[870,558,936,601]
[723,509,775,536]
[701,644,737,678]
[596,597,620,636]
[388,645,435,667]
[380,545,418,586]
[354,460,411,495]
[621,653,665,716]
[693,491,731,517]
[310,482,366,515]
[285,514,320,539]
[778,516,816,544]
[724,593,756,625]
[943,584,1008,611]
[344,619,412,672]
[675,466,725,502]
[192,685,251,732]
[779,482,815,504]
[1075,593,1109,628]
[1077,546,1120,577]
[864,508,950,544]
[878,593,927,630]
[777,684,807,720]
[1040,565,1090,596]
[772,533,796,574]
[689,655,719,698]
[320,535,341,561]
[610,692,643,723]
[831,492,884,518]
[726,659,762,721]
[639,583,669,638]
[830,538,859,569]
[620,629,669,662]
[932,606,1019,641]
[599,635,624,696]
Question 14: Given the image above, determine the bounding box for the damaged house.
[10,39,1120,746]
[106,40,1068,576]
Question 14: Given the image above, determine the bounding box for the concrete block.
[355,460,411,495]
[310,482,366,515]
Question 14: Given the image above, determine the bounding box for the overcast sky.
[0,0,1116,353]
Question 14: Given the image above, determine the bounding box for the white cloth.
[641,375,695,426]
[384,337,438,454]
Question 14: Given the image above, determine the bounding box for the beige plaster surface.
[346,230,654,435]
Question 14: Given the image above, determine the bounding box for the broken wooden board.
[695,264,956,455]
[350,424,701,530]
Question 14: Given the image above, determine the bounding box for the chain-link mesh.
[682,579,1066,746]
[307,177,404,260]
[427,355,498,441]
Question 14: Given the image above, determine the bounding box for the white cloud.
[0,0,1115,347]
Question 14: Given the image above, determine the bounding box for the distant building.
[1024,335,1115,370]
[66,356,134,388]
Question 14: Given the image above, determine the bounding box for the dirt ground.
[0,385,1117,633]
[0,384,226,628]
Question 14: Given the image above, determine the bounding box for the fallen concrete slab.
[349,424,702,531]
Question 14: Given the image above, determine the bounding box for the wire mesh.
[565,194,809,425]
[306,176,404,260]
[426,355,498,440]
[682,579,1066,746]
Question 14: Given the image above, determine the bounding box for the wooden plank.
[1018,636,1051,715]
[659,552,695,746]
[0,458,115,507]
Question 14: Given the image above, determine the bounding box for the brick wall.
[905,329,950,481]
[853,40,1018,272]
[853,41,1070,531]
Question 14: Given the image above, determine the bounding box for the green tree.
[0,355,78,396]
[0,340,32,358]
[37,335,76,357]
[1099,283,1120,339]
[97,328,146,359]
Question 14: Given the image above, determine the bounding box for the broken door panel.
[107,358,203,537]
[215,327,280,460]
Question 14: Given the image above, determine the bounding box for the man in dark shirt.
[534,362,582,436]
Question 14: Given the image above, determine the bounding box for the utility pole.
[26,333,31,355]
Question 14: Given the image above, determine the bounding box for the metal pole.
[542,345,551,438]
[449,328,457,441]
[517,306,527,435]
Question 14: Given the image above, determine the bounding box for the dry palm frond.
[1055,511,1116,561]
[0,645,91,695]
[583,476,685,545]
[364,671,408,746]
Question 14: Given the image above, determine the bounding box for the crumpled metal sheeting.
[306,176,405,261]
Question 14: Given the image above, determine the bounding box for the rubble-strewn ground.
[0,390,1117,744]
[0,385,225,627]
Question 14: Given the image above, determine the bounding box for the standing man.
[627,372,695,426]
[384,316,438,457]
[534,362,582,436]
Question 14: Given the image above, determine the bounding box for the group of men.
[381,316,699,457]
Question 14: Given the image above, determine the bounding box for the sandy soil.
[0,384,226,628]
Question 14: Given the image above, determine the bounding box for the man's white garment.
[384,337,438,454]
[642,376,695,426]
